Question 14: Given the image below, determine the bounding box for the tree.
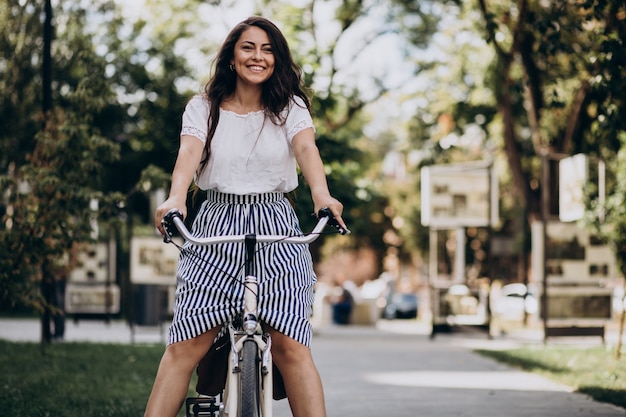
[386,0,625,287]
[468,0,625,281]
[0,0,198,311]
[0,1,42,173]
[593,135,626,357]
[375,0,497,278]
[1,81,123,341]
[0,1,125,342]
[398,0,624,281]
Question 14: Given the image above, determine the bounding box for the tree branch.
[559,80,590,153]
[476,0,508,59]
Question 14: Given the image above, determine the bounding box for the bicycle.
[161,207,349,417]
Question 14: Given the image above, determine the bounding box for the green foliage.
[0,0,196,312]
[406,0,626,280]
[135,165,173,195]
[388,1,497,262]
[390,0,458,48]
[474,0,625,199]
[0,77,123,310]
[0,0,43,169]
[587,133,626,277]
[0,1,132,312]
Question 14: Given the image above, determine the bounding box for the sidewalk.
[312,323,626,417]
[0,317,167,344]
[1,315,622,346]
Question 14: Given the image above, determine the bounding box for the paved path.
[1,318,625,416]
[307,323,625,417]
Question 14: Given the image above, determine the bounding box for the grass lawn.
[0,340,198,417]
[476,345,626,410]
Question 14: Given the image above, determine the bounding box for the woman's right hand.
[155,197,187,236]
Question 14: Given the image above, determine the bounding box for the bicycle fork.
[242,274,273,380]
[224,275,273,417]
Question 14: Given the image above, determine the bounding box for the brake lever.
[161,209,183,243]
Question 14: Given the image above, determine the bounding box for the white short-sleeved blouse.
[180,94,315,194]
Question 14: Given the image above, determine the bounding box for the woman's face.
[231,26,275,86]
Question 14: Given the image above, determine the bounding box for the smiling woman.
[144,16,347,417]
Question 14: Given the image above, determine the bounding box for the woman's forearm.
[296,144,331,202]
[168,136,205,200]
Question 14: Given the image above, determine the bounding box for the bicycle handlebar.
[161,207,350,246]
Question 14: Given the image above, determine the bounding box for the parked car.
[383,293,419,320]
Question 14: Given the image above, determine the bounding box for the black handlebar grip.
[162,209,183,243]
[317,207,333,219]
[317,207,350,235]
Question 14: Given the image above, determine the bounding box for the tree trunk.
[617,289,625,359]
[40,271,54,345]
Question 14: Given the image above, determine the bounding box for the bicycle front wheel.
[239,339,261,417]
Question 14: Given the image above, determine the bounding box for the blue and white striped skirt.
[168,190,316,347]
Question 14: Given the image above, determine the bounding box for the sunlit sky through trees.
[113,1,433,129]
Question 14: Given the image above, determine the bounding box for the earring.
[229,64,235,71]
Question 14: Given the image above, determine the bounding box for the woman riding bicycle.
[146,16,346,417]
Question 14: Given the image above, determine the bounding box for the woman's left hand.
[314,197,347,231]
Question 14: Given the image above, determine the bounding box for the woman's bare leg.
[144,328,220,417]
[267,327,327,417]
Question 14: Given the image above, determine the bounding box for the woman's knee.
[268,329,312,365]
[164,328,220,367]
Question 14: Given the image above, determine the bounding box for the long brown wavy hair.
[199,16,311,174]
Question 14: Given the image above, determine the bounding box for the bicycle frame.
[163,208,345,417]
[223,235,272,417]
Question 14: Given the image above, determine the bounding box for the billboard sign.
[130,236,181,285]
[421,161,498,228]
[559,154,588,222]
